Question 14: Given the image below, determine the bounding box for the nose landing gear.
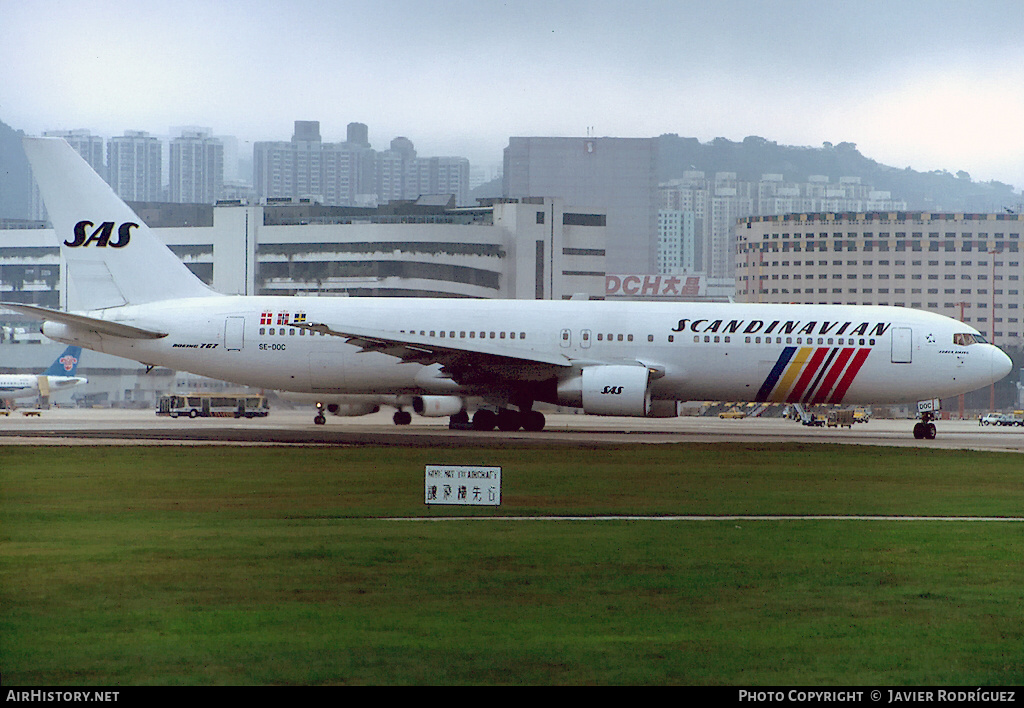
[913,411,937,440]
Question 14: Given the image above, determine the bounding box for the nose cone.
[991,346,1013,383]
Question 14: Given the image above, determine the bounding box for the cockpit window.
[953,332,986,345]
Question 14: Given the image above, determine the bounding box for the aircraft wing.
[0,302,168,340]
[295,321,572,384]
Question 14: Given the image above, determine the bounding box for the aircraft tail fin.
[42,346,82,377]
[22,137,215,310]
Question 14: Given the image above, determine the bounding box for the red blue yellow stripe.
[756,346,872,404]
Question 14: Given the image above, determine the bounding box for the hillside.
[655,134,1020,213]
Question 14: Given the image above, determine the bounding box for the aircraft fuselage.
[41,297,1008,408]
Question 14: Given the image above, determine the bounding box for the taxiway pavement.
[1,408,1022,453]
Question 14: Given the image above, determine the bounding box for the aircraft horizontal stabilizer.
[0,303,168,340]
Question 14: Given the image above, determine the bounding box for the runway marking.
[387,515,1024,522]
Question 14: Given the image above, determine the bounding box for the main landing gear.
[451,408,546,432]
[913,411,937,440]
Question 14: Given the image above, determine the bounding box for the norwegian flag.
[277,312,289,325]
[260,311,273,325]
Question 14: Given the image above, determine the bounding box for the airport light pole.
[957,301,969,418]
[987,247,1002,411]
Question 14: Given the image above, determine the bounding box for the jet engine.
[326,402,381,417]
[412,395,465,417]
[555,365,653,416]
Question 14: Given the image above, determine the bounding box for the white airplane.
[4,137,1014,439]
[0,345,87,401]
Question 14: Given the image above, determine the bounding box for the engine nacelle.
[327,402,380,417]
[412,395,464,417]
[556,365,652,416]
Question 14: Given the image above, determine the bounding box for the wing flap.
[294,320,570,384]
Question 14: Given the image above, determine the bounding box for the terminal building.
[0,196,607,406]
[735,211,1024,348]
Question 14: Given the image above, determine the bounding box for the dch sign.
[425,465,501,506]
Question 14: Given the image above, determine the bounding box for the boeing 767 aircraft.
[3,137,1013,438]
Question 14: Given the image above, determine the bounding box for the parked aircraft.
[4,138,1013,438]
[0,345,87,402]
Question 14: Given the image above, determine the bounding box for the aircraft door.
[559,328,572,348]
[225,317,245,351]
[891,327,912,363]
[581,329,592,349]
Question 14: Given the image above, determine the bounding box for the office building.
[503,136,658,275]
[735,211,1024,346]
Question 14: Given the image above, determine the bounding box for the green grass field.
[1,444,1022,685]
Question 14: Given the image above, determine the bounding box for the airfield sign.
[425,465,501,506]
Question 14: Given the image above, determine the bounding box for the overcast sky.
[2,0,1022,190]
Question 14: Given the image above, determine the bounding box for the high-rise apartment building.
[253,122,470,207]
[657,209,695,273]
[107,131,163,202]
[169,131,224,204]
[659,172,908,280]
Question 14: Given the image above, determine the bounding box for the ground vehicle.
[997,412,1024,426]
[157,393,269,419]
[826,409,855,428]
[719,409,746,419]
[980,413,1007,426]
